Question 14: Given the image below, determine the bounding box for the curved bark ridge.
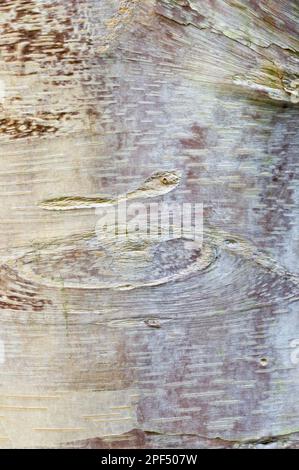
[38,170,182,210]
[5,225,299,293]
[156,0,299,104]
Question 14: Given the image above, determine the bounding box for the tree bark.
[0,0,298,448]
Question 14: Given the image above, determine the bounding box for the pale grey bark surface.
[0,0,298,448]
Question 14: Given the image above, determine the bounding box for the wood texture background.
[0,0,298,448]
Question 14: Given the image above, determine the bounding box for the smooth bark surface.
[0,0,298,448]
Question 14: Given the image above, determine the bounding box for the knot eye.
[161,175,174,185]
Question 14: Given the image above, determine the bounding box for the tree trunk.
[0,0,298,448]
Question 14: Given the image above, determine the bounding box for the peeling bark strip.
[0,0,298,448]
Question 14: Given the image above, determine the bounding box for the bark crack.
[142,428,299,447]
